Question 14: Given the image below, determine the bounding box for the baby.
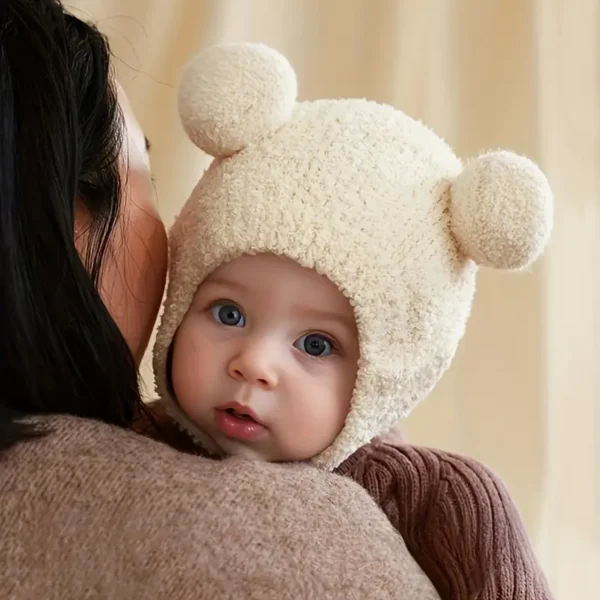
[153,42,552,473]
[142,42,554,599]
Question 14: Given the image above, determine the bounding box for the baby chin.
[194,409,315,463]
[205,413,278,462]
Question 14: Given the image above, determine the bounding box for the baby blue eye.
[294,333,333,357]
[211,303,245,327]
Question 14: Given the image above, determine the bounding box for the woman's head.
[0,0,166,441]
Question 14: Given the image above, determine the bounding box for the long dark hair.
[0,0,145,449]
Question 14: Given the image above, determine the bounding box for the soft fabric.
[337,443,555,600]
[0,413,440,599]
[154,42,554,469]
[136,400,554,600]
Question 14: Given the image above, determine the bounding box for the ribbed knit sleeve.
[337,443,553,600]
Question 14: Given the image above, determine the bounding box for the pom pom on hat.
[178,42,298,157]
[450,150,553,270]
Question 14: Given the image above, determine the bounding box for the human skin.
[74,82,168,363]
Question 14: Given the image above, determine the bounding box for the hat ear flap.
[178,42,298,158]
[450,150,554,270]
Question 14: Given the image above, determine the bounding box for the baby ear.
[450,150,554,270]
[177,42,298,158]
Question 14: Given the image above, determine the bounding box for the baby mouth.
[224,408,256,422]
[214,404,268,441]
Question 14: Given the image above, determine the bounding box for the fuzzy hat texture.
[154,42,553,470]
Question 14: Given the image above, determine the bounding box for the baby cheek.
[282,379,350,458]
[170,338,193,405]
[171,324,209,404]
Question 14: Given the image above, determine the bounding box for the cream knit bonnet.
[154,42,553,470]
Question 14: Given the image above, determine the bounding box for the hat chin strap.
[163,397,224,458]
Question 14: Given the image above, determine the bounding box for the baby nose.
[227,344,278,389]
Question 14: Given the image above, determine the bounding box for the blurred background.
[68,1,599,596]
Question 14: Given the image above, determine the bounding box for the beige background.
[68,1,599,596]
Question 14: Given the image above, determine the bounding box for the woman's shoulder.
[0,413,440,600]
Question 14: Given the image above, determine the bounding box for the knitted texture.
[337,443,554,600]
[0,414,440,599]
[154,43,554,469]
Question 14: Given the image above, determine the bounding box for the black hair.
[0,0,146,449]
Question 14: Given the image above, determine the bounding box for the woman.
[0,2,439,598]
[0,3,552,599]
[0,3,166,442]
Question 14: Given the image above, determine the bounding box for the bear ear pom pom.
[178,45,554,270]
[450,150,554,270]
[178,42,298,158]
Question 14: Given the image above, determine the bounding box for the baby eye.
[210,303,245,327]
[294,333,334,357]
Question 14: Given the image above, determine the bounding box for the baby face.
[170,253,359,462]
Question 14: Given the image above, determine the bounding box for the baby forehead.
[200,252,354,315]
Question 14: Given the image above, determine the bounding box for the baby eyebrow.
[201,277,250,294]
[296,306,355,330]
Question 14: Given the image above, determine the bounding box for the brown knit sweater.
[336,442,554,600]
[0,413,439,599]
[137,402,554,600]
